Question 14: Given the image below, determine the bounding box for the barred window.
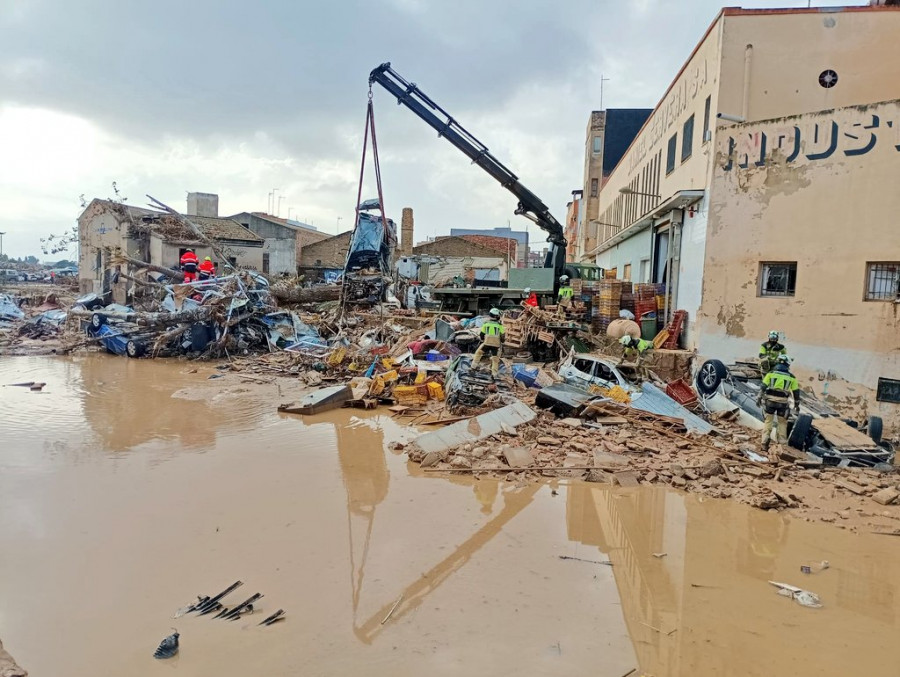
[759,262,797,297]
[865,262,900,301]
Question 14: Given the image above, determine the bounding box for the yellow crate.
[327,347,347,366]
[427,382,445,400]
[381,369,398,382]
[394,385,428,405]
[414,370,427,385]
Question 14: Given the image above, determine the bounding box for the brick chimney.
[401,207,414,255]
[187,192,219,217]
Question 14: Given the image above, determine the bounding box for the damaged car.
[696,358,892,467]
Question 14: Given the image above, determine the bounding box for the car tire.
[90,313,108,330]
[126,340,146,358]
[788,414,813,450]
[867,416,883,445]
[696,359,728,396]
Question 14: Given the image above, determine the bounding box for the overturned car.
[696,358,892,467]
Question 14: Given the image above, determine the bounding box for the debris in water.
[152,630,180,659]
[381,594,403,625]
[558,555,613,566]
[259,609,286,626]
[769,581,823,608]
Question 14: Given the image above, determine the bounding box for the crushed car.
[696,358,891,467]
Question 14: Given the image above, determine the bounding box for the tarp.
[0,295,25,322]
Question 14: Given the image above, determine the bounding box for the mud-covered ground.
[1,355,899,677]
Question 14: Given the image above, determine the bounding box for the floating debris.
[152,630,180,659]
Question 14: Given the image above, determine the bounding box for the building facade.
[77,199,263,302]
[576,5,900,425]
[230,212,328,275]
[449,226,528,267]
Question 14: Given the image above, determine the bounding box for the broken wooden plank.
[812,416,882,451]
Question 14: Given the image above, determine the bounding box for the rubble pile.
[405,394,899,530]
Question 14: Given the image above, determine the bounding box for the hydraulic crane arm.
[369,62,568,280]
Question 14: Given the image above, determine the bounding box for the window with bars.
[666,134,677,174]
[759,262,797,297]
[865,262,900,301]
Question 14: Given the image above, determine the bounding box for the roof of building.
[79,199,262,244]
[459,234,518,255]
[190,215,263,243]
[241,212,322,234]
[302,230,353,248]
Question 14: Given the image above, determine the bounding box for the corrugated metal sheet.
[631,383,714,434]
[414,401,536,454]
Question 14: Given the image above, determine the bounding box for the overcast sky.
[0,0,863,260]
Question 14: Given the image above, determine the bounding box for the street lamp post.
[0,232,5,258]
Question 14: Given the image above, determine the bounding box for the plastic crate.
[665,379,698,406]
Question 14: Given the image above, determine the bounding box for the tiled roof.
[191,215,263,243]
[459,234,518,255]
[249,212,321,233]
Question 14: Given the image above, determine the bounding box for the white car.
[557,352,640,397]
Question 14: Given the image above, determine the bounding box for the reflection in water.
[78,357,222,451]
[565,485,900,677]
[335,418,540,644]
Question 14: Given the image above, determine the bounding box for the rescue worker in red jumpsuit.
[198,256,215,280]
[180,249,199,282]
[522,287,539,308]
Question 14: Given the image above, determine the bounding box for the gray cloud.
[0,0,863,257]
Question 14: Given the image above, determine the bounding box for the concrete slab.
[415,400,536,455]
[278,385,352,415]
[503,446,534,468]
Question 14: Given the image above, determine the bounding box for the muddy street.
[0,355,898,676]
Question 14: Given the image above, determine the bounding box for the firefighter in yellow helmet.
[471,308,505,378]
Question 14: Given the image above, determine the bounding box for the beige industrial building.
[575,5,900,423]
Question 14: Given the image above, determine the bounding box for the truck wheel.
[788,414,813,450]
[90,313,108,330]
[696,359,728,396]
[867,416,883,444]
[126,340,146,358]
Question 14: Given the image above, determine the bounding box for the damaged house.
[77,196,264,304]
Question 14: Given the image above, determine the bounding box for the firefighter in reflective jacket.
[557,276,574,316]
[471,308,505,378]
[180,249,199,282]
[198,256,215,280]
[619,335,652,367]
[759,330,787,373]
[757,354,800,452]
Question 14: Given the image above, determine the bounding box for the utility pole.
[0,232,5,259]
[600,75,610,110]
[271,188,280,215]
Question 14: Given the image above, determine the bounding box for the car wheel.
[126,340,146,358]
[788,414,813,450]
[867,416,883,445]
[90,313,108,330]
[696,359,728,396]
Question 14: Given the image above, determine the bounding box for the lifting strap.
[353,90,389,268]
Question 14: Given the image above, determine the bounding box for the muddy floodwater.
[0,355,898,676]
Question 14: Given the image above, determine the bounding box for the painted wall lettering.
[722,109,899,171]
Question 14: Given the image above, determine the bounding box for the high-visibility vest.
[762,369,799,403]
[480,321,505,347]
[558,286,574,299]
[759,341,786,361]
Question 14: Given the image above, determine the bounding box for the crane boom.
[369,62,568,281]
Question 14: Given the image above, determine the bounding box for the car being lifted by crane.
[365,63,587,312]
